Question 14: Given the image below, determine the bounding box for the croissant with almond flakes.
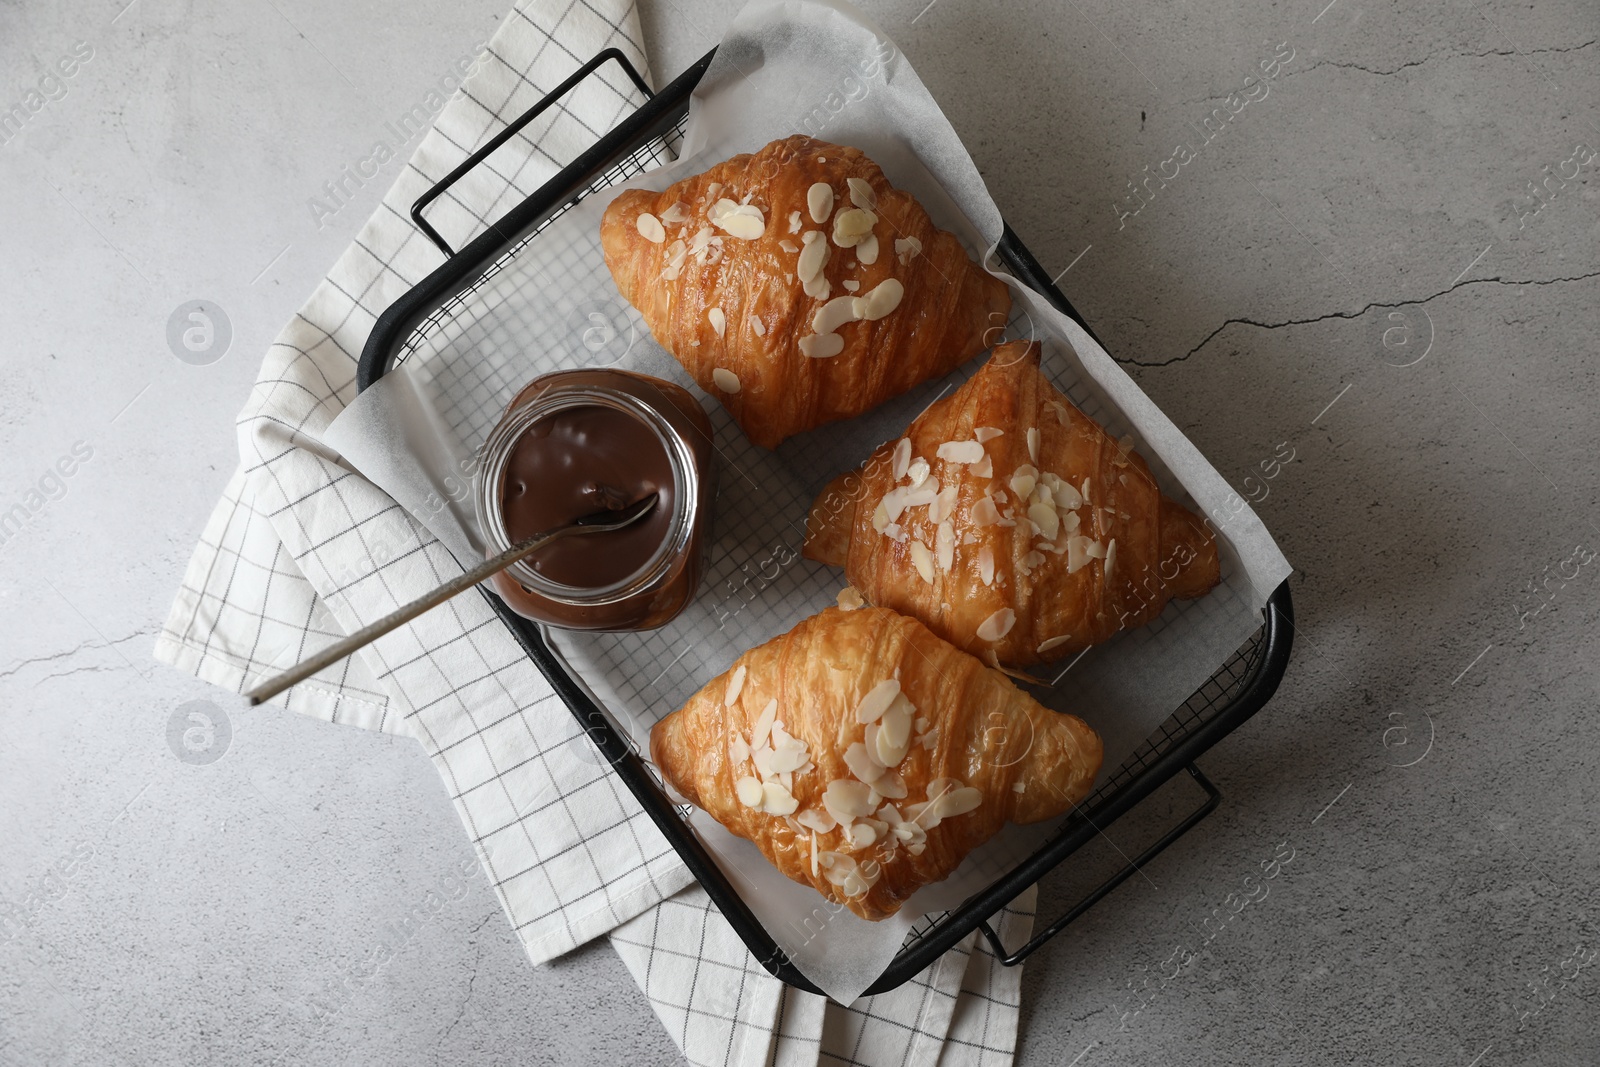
[600,135,1010,449]
[650,604,1102,920]
[802,341,1221,669]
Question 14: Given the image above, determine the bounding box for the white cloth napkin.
[154,0,1038,1061]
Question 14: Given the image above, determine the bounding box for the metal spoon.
[245,493,658,705]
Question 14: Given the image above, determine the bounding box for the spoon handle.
[245,498,654,705]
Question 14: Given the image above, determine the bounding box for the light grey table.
[2,0,1595,1063]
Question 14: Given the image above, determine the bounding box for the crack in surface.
[0,631,148,683]
[1284,39,1597,80]
[1118,270,1600,368]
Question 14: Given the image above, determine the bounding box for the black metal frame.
[357,46,1294,998]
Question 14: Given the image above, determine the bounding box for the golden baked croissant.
[802,342,1220,669]
[600,135,1011,448]
[649,604,1103,921]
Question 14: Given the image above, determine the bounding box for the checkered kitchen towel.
[154,0,1037,1061]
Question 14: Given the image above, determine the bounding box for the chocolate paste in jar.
[479,369,715,631]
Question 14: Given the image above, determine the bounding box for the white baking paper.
[325,0,1292,1004]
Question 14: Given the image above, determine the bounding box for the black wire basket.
[358,47,1294,998]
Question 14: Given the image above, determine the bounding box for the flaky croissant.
[649,605,1102,921]
[802,342,1220,669]
[600,135,1010,448]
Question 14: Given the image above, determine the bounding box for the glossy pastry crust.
[802,342,1221,668]
[649,605,1102,921]
[600,135,1011,448]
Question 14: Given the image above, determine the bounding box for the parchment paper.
[325,0,1292,1004]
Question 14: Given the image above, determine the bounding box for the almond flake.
[856,233,880,265]
[907,457,931,487]
[974,427,1004,443]
[971,454,993,478]
[837,586,865,611]
[825,779,878,820]
[1081,477,1092,503]
[935,521,955,570]
[751,698,778,749]
[871,501,890,533]
[937,440,985,464]
[978,545,995,585]
[707,307,726,336]
[843,279,860,292]
[856,679,900,724]
[892,438,912,481]
[729,734,750,765]
[910,540,935,584]
[831,207,876,247]
[807,182,834,224]
[894,235,922,264]
[971,497,1001,526]
[713,203,765,240]
[846,177,877,210]
[976,608,1016,642]
[798,333,844,359]
[797,808,837,833]
[933,786,983,818]
[723,664,746,707]
[660,202,690,224]
[712,367,740,393]
[844,742,885,785]
[1037,635,1072,654]
[660,239,687,280]
[797,230,830,282]
[779,239,799,254]
[1105,538,1117,578]
[854,278,903,320]
[932,486,958,522]
[1027,427,1040,463]
[1053,480,1083,509]
[636,212,665,243]
[1028,501,1059,540]
[1067,535,1092,574]
[750,316,766,337]
[762,781,799,816]
[788,210,802,233]
[736,776,766,808]
[1010,466,1038,500]
[813,294,860,335]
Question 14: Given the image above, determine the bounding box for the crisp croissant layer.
[650,605,1103,921]
[600,135,1010,448]
[803,342,1221,668]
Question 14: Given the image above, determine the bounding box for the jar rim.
[475,384,698,606]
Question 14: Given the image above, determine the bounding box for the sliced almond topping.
[723,664,746,707]
[660,239,688,280]
[796,807,837,833]
[1027,427,1040,464]
[856,233,880,265]
[843,279,860,292]
[907,456,931,487]
[891,438,912,481]
[1067,535,1092,574]
[751,698,778,749]
[779,239,799,254]
[873,770,908,800]
[807,182,834,224]
[802,273,831,300]
[798,333,844,359]
[1010,465,1038,501]
[735,777,765,807]
[1028,501,1060,540]
[1053,480,1083,510]
[1023,550,1045,569]
[813,294,860,335]
[844,742,885,785]
[1037,635,1072,654]
[932,486,958,523]
[937,440,985,464]
[797,231,830,283]
[879,700,912,751]
[831,207,876,247]
[836,586,865,611]
[978,545,995,585]
[894,235,922,264]
[976,608,1016,642]
[854,278,903,320]
[706,181,722,197]
[901,485,938,509]
[971,454,993,478]
[910,540,935,584]
[707,307,726,336]
[935,521,955,570]
[762,781,799,816]
[1105,538,1117,578]
[1086,540,1106,560]
[974,426,1004,442]
[1081,477,1092,503]
[729,734,750,765]
[882,488,907,521]
[713,202,765,240]
[871,501,890,533]
[971,497,1001,526]
[933,786,983,818]
[636,212,666,243]
[855,679,900,724]
[788,209,802,233]
[825,778,878,819]
[846,177,877,210]
[688,225,714,258]
[660,202,690,225]
[749,316,767,337]
[712,367,740,393]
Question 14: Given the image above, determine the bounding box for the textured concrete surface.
[2,0,1597,1063]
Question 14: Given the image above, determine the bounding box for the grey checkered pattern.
[153,0,1041,1062]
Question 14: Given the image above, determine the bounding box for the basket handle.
[978,764,1222,966]
[411,47,653,257]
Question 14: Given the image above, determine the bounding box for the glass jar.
[475,369,715,630]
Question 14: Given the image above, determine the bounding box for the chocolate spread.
[500,404,674,588]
